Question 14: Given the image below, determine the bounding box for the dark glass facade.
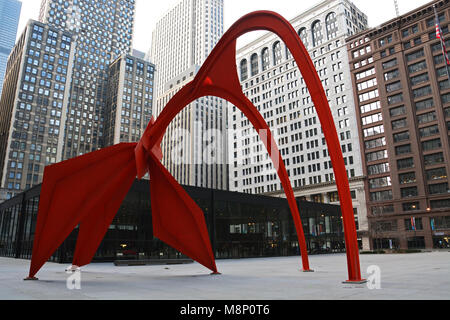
[0,180,345,263]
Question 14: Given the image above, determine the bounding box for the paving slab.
[0,252,449,300]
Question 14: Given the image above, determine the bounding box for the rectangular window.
[403,202,420,211]
[427,13,445,27]
[363,125,384,137]
[327,191,339,202]
[360,101,381,114]
[367,163,390,175]
[369,176,392,189]
[439,79,450,90]
[415,98,434,111]
[430,216,450,228]
[410,73,429,86]
[356,68,376,80]
[370,190,393,202]
[405,217,423,230]
[429,183,448,195]
[366,150,388,162]
[397,157,414,170]
[419,125,439,138]
[431,199,450,209]
[362,113,383,125]
[412,85,432,98]
[442,92,450,104]
[424,152,445,166]
[392,118,408,130]
[357,78,378,91]
[371,205,394,215]
[359,89,379,102]
[386,81,402,93]
[426,167,447,181]
[417,111,437,124]
[382,58,397,69]
[436,66,448,78]
[395,144,411,155]
[384,69,399,81]
[393,131,410,142]
[372,220,398,232]
[387,93,403,105]
[399,171,416,184]
[389,105,406,117]
[401,186,418,198]
[434,54,445,65]
[422,138,442,151]
[365,137,386,149]
[408,60,427,73]
[406,49,424,62]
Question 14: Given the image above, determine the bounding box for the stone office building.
[229,0,370,249]
[347,0,450,250]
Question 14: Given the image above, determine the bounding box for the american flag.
[436,14,450,66]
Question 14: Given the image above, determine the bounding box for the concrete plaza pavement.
[0,251,449,300]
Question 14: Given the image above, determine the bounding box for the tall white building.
[229,0,371,249]
[149,0,228,190]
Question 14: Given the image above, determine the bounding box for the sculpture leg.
[72,158,137,267]
[147,152,218,273]
[28,143,138,278]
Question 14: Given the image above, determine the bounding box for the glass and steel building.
[149,0,228,190]
[229,0,370,249]
[38,0,136,158]
[0,1,139,199]
[0,179,345,263]
[0,20,75,201]
[347,0,450,250]
[0,0,22,96]
[104,52,155,146]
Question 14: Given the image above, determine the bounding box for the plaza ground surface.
[0,251,449,300]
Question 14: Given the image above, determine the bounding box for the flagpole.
[434,4,450,81]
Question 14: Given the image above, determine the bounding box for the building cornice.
[346,0,450,42]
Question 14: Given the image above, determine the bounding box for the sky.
[17,0,432,54]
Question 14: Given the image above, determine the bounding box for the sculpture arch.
[27,11,363,283]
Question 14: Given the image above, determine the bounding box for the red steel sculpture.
[26,11,364,283]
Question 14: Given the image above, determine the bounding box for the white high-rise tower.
[149,0,228,190]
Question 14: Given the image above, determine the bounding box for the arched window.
[240,59,248,81]
[286,46,291,59]
[261,47,270,71]
[273,41,282,66]
[326,12,338,40]
[298,27,309,48]
[312,20,323,47]
[250,53,258,76]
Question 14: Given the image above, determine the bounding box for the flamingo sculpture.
[26,11,364,283]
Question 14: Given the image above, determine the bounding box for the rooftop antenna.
[394,0,400,17]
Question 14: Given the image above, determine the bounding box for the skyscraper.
[0,0,22,96]
[0,0,138,199]
[104,52,155,146]
[229,0,370,249]
[0,20,75,200]
[149,0,228,190]
[39,0,136,158]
